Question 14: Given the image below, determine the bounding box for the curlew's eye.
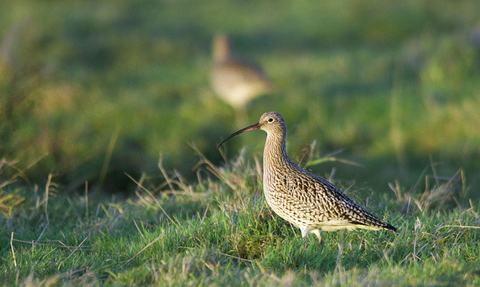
[267,118,274,123]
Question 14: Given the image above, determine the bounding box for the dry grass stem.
[124,231,164,265]
[10,232,17,267]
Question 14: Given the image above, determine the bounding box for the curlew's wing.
[284,168,396,232]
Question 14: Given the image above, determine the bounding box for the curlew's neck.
[263,130,291,176]
[213,35,230,63]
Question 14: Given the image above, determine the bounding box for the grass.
[1,0,480,285]
[1,151,479,286]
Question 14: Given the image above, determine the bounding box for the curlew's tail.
[382,222,397,232]
[344,204,397,233]
[359,215,397,232]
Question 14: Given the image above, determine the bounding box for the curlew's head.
[217,111,286,149]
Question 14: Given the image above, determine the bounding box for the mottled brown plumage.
[218,111,396,244]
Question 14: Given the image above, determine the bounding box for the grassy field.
[1,0,480,285]
[1,152,479,285]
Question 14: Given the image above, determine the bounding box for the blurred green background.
[1,0,479,196]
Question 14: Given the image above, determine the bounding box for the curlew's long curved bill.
[217,122,260,149]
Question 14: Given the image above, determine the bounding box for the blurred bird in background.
[211,33,272,116]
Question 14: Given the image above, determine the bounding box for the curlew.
[211,33,272,111]
[217,111,396,244]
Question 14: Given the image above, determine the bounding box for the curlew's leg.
[300,226,324,246]
[300,226,310,238]
[312,229,324,245]
[299,226,309,250]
